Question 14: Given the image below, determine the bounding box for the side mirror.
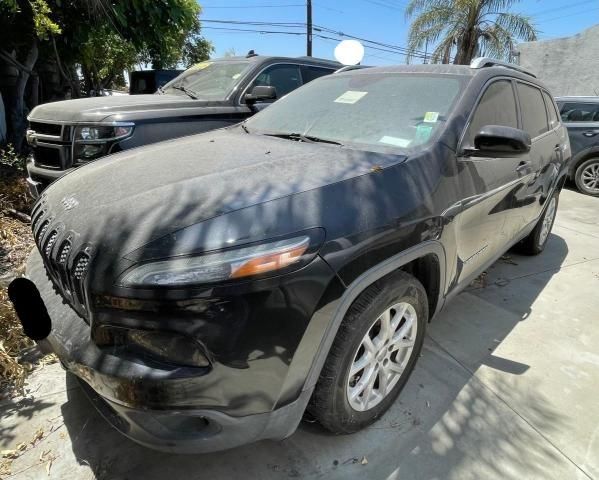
[473,125,531,154]
[244,85,277,105]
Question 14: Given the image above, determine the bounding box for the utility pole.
[306,0,313,56]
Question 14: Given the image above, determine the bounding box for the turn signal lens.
[230,241,308,278]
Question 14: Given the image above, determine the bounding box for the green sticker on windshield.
[415,124,434,143]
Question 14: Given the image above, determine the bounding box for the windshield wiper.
[263,132,343,146]
[170,85,198,99]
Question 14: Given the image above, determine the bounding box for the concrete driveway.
[2,188,598,480]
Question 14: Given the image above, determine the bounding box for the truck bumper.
[26,160,71,198]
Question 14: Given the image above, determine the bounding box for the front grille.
[58,241,71,264]
[33,146,62,169]
[71,253,91,308]
[44,230,58,256]
[32,208,93,319]
[29,122,62,137]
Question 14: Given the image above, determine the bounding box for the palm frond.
[494,12,537,41]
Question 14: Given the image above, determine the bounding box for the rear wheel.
[517,191,559,255]
[575,158,599,197]
[308,271,427,434]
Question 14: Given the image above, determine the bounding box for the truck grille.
[34,146,64,169]
[29,121,62,137]
[32,205,93,319]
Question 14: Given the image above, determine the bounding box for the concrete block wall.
[517,24,599,97]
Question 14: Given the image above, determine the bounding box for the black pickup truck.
[25,54,339,197]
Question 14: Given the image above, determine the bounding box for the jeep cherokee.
[9,57,570,453]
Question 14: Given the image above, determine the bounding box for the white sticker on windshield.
[424,111,439,123]
[334,91,368,104]
[379,136,411,148]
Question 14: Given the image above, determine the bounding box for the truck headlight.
[119,235,316,287]
[75,125,133,141]
[73,124,134,163]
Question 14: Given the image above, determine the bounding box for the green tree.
[405,0,538,64]
[79,25,137,93]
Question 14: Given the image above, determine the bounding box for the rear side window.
[559,102,599,122]
[543,92,559,129]
[517,83,549,138]
[300,65,335,83]
[466,80,518,146]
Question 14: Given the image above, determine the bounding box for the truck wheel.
[308,271,427,434]
[575,158,599,197]
[517,191,559,255]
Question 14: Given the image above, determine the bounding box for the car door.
[557,101,599,158]
[454,79,529,286]
[506,82,557,235]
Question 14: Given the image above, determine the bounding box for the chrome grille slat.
[44,231,58,256]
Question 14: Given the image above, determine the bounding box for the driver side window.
[465,80,519,147]
[250,64,302,100]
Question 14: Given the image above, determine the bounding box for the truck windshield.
[162,61,251,100]
[246,72,466,152]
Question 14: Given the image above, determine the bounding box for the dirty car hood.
[27,94,222,123]
[39,128,407,257]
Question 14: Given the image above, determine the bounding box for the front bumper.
[25,249,335,452]
[26,160,72,198]
[77,375,311,453]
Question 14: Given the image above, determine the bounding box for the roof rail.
[334,65,370,73]
[470,57,536,78]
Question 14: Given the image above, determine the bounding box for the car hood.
[39,128,406,266]
[28,94,224,123]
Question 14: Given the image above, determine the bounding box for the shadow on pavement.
[58,233,570,479]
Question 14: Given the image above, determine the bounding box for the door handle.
[516,161,531,173]
[582,130,599,137]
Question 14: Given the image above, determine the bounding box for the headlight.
[120,235,314,287]
[75,125,133,141]
[73,124,133,163]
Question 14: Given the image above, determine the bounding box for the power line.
[200,19,431,57]
[540,6,599,23]
[530,0,597,17]
[201,4,304,8]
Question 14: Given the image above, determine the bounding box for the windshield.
[162,61,251,100]
[245,72,466,152]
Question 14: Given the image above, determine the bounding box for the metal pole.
[307,0,313,56]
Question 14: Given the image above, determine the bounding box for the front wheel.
[307,271,427,434]
[575,158,599,197]
[517,191,559,255]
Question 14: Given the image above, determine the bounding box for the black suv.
[25,54,339,197]
[9,58,570,454]
[556,96,599,196]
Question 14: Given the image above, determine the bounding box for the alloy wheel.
[581,162,599,194]
[347,302,418,412]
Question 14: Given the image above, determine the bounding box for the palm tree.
[406,0,538,65]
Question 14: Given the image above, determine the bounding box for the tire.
[307,270,427,434]
[517,191,559,255]
[574,157,599,197]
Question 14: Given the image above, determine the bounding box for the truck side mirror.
[245,85,277,105]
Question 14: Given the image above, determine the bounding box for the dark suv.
[556,96,599,196]
[25,54,339,197]
[9,58,570,453]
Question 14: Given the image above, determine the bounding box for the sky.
[198,0,599,65]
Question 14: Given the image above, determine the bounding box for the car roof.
[332,63,550,90]
[211,55,341,68]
